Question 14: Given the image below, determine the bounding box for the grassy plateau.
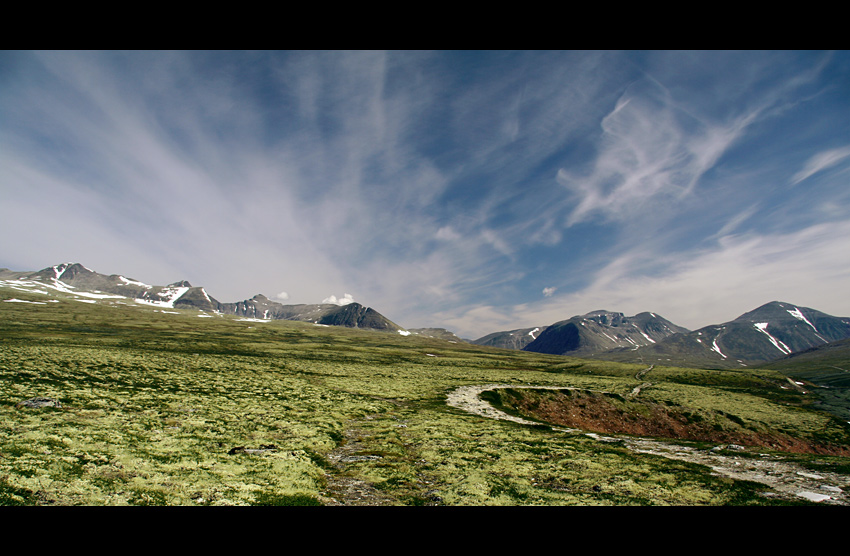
[2,286,849,506]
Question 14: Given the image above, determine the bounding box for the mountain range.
[3,262,850,369]
[0,263,407,334]
[522,311,689,356]
[474,304,850,369]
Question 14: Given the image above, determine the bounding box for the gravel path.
[446,384,850,505]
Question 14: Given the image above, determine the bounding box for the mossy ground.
[1,288,846,505]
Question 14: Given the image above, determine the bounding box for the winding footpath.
[446,383,850,505]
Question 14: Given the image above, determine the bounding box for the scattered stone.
[340,455,382,463]
[710,444,746,452]
[797,491,831,502]
[227,444,278,455]
[16,397,61,409]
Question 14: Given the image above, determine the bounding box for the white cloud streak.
[557,78,757,226]
[790,145,850,185]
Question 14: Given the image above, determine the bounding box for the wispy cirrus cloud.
[2,51,848,340]
[790,145,850,185]
[556,77,758,227]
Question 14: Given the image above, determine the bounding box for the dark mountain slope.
[523,311,687,357]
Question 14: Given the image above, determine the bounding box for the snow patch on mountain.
[754,322,792,355]
[711,338,727,359]
[118,276,152,288]
[45,279,123,300]
[787,307,818,332]
[0,279,50,295]
[135,286,189,308]
[601,331,618,343]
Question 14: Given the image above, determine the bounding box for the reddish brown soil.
[502,389,850,457]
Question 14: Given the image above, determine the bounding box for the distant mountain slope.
[316,302,404,331]
[217,294,404,331]
[0,263,216,309]
[757,337,850,421]
[522,311,688,357]
[473,326,548,350]
[0,263,406,334]
[218,294,336,321]
[409,328,468,342]
[597,302,850,368]
[760,336,850,386]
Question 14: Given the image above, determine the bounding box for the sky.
[2,50,850,339]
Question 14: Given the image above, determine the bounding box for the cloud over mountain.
[323,294,355,306]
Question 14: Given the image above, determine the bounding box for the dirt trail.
[319,415,403,506]
[446,384,850,505]
[629,365,653,397]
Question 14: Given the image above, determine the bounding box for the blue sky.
[2,51,849,339]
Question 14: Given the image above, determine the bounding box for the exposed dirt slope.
[499,387,850,457]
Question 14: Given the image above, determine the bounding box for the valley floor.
[3,291,850,506]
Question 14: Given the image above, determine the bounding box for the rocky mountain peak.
[52,262,94,280]
[583,310,627,326]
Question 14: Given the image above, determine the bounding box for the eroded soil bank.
[487,387,850,457]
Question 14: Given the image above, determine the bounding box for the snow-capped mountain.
[0,263,213,308]
[0,263,406,334]
[471,302,850,368]
[594,302,850,368]
[520,311,688,357]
